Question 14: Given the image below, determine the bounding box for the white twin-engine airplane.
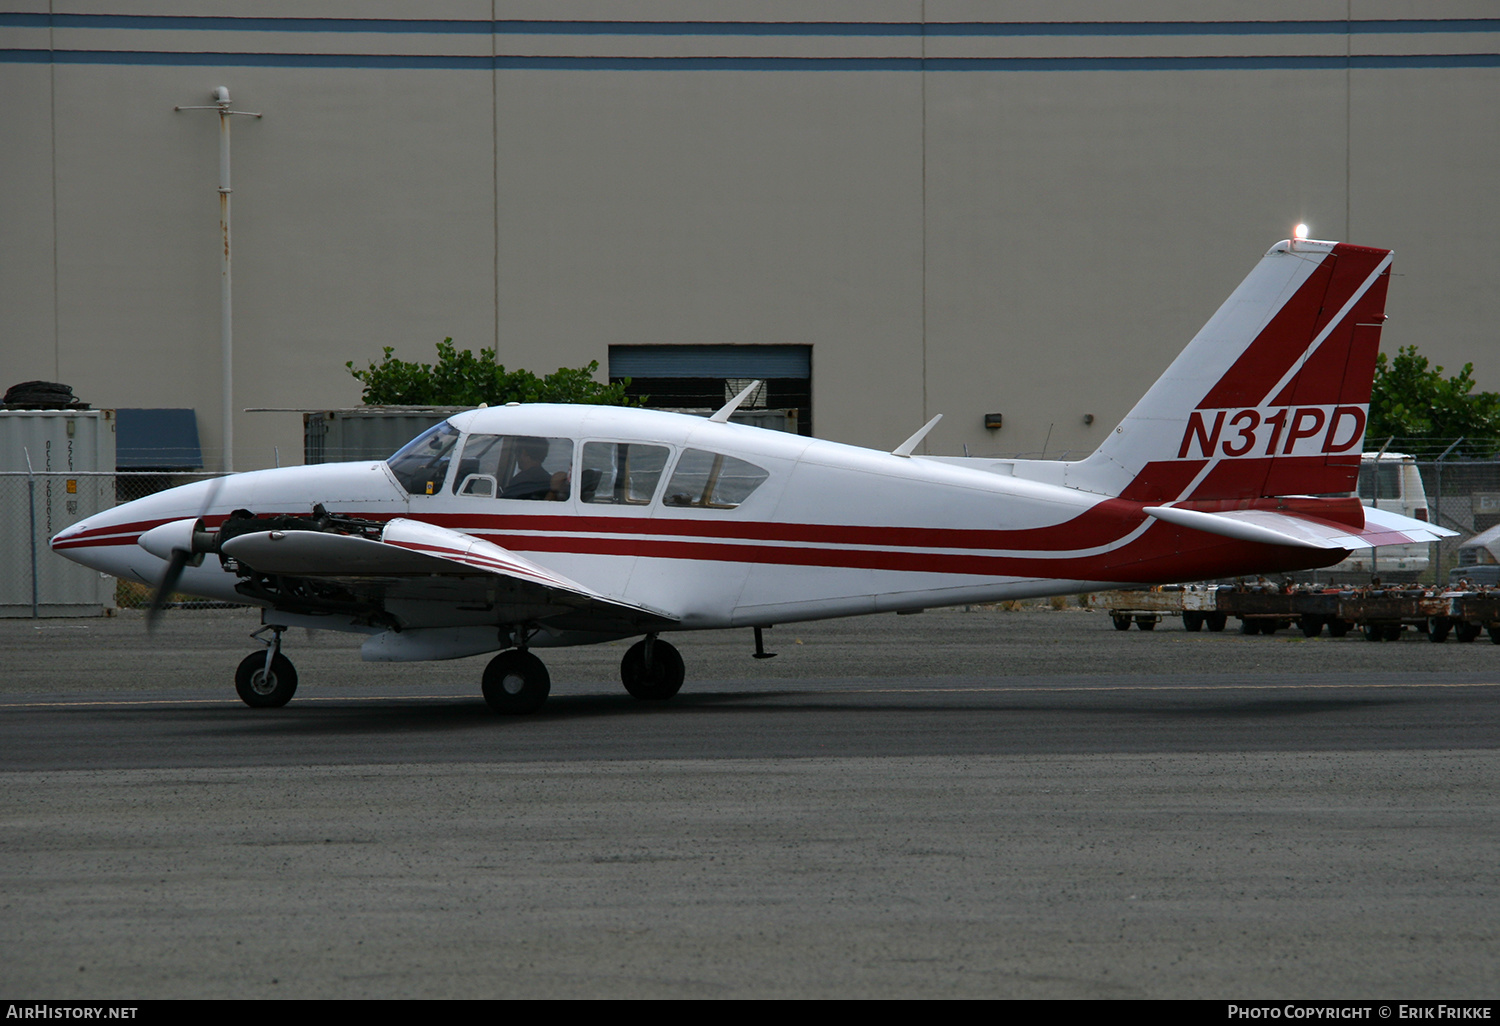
[54,238,1452,713]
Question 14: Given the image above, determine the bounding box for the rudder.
[1072,239,1393,503]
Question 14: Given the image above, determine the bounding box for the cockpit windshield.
[386,421,461,495]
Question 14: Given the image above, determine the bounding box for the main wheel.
[1299,615,1324,638]
[1182,612,1204,632]
[482,649,551,714]
[235,651,298,708]
[621,638,685,701]
[1205,613,1228,632]
[1427,617,1451,643]
[1111,613,1132,631]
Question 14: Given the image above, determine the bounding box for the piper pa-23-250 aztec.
[54,237,1452,714]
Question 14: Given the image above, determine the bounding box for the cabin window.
[580,442,669,505]
[663,449,769,509]
[387,421,461,495]
[453,434,574,501]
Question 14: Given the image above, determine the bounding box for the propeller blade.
[146,551,191,633]
[143,473,227,632]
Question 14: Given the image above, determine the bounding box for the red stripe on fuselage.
[52,496,1359,583]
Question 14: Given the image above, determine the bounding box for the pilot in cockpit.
[501,436,570,501]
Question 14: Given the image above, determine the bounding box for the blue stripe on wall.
[2,14,1498,37]
[4,49,1498,71]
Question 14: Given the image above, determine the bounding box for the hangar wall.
[1,2,1496,470]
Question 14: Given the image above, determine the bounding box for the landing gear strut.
[621,635,685,701]
[236,625,298,708]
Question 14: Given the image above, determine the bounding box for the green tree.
[346,339,642,407]
[1367,345,1500,456]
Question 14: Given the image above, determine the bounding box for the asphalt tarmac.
[1,606,1496,999]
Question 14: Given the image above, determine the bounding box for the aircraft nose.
[50,507,146,575]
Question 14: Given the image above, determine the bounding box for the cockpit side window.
[454,434,574,501]
[387,421,461,495]
[581,442,669,505]
[662,449,770,509]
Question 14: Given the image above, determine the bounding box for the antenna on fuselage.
[892,414,943,457]
[710,379,764,423]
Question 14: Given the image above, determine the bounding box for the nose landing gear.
[235,625,298,708]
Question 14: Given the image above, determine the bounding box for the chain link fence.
[1,471,232,617]
[1415,459,1500,583]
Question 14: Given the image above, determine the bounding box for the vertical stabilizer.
[1072,239,1392,503]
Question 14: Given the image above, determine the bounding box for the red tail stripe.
[1196,253,1336,410]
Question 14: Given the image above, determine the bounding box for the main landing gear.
[479,633,687,714]
[481,649,551,714]
[620,636,685,701]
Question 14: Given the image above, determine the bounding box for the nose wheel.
[235,625,298,708]
[234,651,299,708]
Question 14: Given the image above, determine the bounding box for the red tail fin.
[1072,240,1393,503]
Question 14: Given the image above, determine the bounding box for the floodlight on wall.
[984,413,1003,430]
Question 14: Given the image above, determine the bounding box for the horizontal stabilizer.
[1144,504,1457,551]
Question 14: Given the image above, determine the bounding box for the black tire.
[1239,618,1259,635]
[621,638,685,701]
[1206,613,1228,632]
[1135,616,1156,631]
[1455,622,1481,644]
[1362,623,1384,642]
[1327,619,1352,638]
[1182,612,1204,632]
[1383,624,1404,642]
[1488,625,1500,645]
[482,649,551,714]
[1112,614,1132,631]
[235,651,298,708]
[1427,617,1451,643]
[1299,615,1324,638]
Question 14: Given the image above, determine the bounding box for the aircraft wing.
[219,517,678,633]
[1143,504,1457,550]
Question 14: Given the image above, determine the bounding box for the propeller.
[140,475,226,632]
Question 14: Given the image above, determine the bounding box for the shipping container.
[0,410,117,616]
